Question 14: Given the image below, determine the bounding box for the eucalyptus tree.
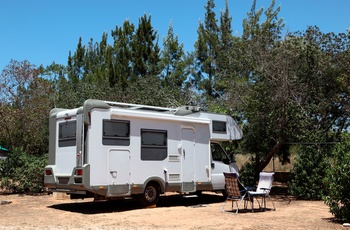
[221,0,293,175]
[0,60,54,154]
[224,0,350,178]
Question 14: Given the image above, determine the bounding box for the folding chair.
[247,172,276,212]
[222,172,247,213]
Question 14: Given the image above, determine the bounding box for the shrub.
[323,133,350,222]
[0,148,47,194]
[239,160,258,186]
[288,144,330,200]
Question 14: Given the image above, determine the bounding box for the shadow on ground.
[48,193,226,215]
[48,184,292,215]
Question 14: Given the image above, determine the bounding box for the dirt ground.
[0,190,345,230]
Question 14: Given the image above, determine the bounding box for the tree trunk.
[255,142,283,172]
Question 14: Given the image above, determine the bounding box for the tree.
[324,133,350,222]
[0,60,54,154]
[288,144,331,200]
[111,20,135,89]
[227,0,288,173]
[194,0,220,99]
[222,1,350,177]
[131,14,161,79]
[215,0,234,96]
[159,22,190,105]
[67,37,85,85]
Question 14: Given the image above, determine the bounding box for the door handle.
[110,171,117,178]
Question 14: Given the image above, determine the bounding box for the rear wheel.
[222,189,228,199]
[137,183,160,207]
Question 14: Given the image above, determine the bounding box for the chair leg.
[267,195,276,211]
[255,197,262,210]
[263,196,266,211]
[247,194,254,212]
[235,198,245,214]
[221,199,228,212]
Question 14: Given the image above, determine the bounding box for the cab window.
[211,143,229,163]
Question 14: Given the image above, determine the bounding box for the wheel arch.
[142,176,165,194]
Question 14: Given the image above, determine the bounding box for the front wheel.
[137,183,160,207]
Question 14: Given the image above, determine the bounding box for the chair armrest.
[245,186,256,191]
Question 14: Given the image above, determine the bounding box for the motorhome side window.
[102,119,130,146]
[212,120,227,133]
[58,120,76,147]
[141,129,167,161]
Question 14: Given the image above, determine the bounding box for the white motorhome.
[44,99,242,206]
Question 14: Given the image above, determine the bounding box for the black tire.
[137,182,160,207]
[222,189,228,199]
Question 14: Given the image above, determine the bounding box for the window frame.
[58,120,76,147]
[102,119,130,146]
[140,129,168,161]
[212,120,227,134]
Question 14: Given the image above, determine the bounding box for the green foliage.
[0,60,54,155]
[239,160,257,186]
[323,133,350,222]
[288,145,330,200]
[1,0,350,199]
[0,148,47,194]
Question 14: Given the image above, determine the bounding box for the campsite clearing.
[0,191,343,230]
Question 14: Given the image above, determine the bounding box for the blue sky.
[1,0,349,71]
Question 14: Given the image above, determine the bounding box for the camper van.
[44,99,242,206]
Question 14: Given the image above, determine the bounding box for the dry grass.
[235,153,295,172]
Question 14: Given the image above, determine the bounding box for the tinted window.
[59,120,76,147]
[141,129,167,161]
[103,119,130,146]
[213,120,227,133]
[211,143,228,162]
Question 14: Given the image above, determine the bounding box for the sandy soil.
[0,191,344,230]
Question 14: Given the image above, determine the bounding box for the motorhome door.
[181,128,195,192]
[108,149,131,196]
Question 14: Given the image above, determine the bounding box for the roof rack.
[103,100,177,113]
[103,100,201,115]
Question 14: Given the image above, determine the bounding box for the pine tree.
[160,21,189,105]
[111,20,135,88]
[215,0,233,97]
[194,0,220,99]
[131,14,160,79]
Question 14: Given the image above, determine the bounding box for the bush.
[239,160,258,186]
[0,148,47,194]
[323,133,350,222]
[288,145,330,200]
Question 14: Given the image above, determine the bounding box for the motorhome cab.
[44,99,242,206]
